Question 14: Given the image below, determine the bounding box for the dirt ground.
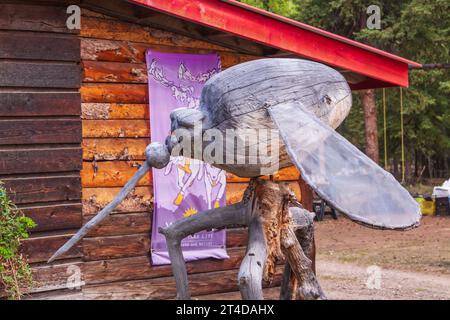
[313,215,450,299]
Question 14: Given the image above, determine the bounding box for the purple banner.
[146,50,228,265]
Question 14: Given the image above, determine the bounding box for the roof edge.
[221,0,421,67]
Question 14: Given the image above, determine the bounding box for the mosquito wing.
[268,102,421,229]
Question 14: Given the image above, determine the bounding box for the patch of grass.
[0,182,36,299]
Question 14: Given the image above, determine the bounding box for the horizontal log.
[0,32,80,61]
[81,161,152,188]
[81,182,243,214]
[81,181,300,214]
[82,58,257,84]
[83,212,151,237]
[82,138,149,160]
[3,175,81,205]
[81,160,298,188]
[81,83,147,103]
[82,186,152,215]
[83,61,147,83]
[82,119,149,138]
[82,248,246,285]
[0,119,81,145]
[81,8,112,20]
[30,260,83,293]
[0,4,78,34]
[0,61,81,89]
[22,232,82,263]
[82,267,282,300]
[226,228,248,248]
[81,183,251,215]
[82,228,247,261]
[0,92,80,117]
[81,103,149,120]
[81,38,258,66]
[80,16,230,52]
[82,233,150,261]
[22,203,82,233]
[0,148,82,175]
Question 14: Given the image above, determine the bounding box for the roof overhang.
[122,0,421,89]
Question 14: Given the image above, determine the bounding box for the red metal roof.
[130,0,421,88]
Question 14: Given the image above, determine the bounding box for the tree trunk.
[298,175,315,273]
[361,89,379,163]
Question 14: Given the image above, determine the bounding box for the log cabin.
[0,0,420,299]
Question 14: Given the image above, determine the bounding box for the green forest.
[240,0,449,188]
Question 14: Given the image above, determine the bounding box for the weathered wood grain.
[81,183,245,213]
[81,161,152,188]
[81,161,298,188]
[82,248,246,285]
[0,148,82,175]
[81,38,258,66]
[0,4,78,34]
[0,119,81,145]
[82,57,257,83]
[82,186,152,215]
[83,212,151,237]
[3,175,81,204]
[82,119,149,138]
[81,103,149,120]
[22,232,82,263]
[80,16,231,52]
[81,83,147,103]
[81,267,282,300]
[52,160,157,262]
[82,138,149,160]
[83,61,147,83]
[22,203,82,233]
[82,233,150,261]
[0,32,80,61]
[0,92,81,117]
[30,260,84,293]
[82,228,247,261]
[0,61,81,88]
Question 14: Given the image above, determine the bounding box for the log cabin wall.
[76,8,303,299]
[1,2,303,298]
[0,1,83,296]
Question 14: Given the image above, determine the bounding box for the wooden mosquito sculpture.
[49,59,421,300]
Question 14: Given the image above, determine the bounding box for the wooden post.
[298,174,316,273]
[160,178,325,300]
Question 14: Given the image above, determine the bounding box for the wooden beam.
[0,148,82,175]
[3,175,81,205]
[0,32,80,62]
[0,119,81,145]
[0,62,81,89]
[0,3,79,34]
[0,92,80,117]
